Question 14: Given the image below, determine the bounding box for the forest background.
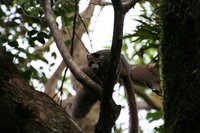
[1,0,199,133]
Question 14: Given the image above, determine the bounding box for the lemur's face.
[86,53,104,72]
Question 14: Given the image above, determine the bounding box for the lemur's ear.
[86,54,93,59]
[86,54,89,59]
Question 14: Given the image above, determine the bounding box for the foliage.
[123,1,161,64]
[123,1,163,132]
[146,111,164,133]
[0,0,75,89]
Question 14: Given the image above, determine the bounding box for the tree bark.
[0,49,83,133]
[160,0,200,132]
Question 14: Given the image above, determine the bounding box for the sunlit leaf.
[146,111,163,122]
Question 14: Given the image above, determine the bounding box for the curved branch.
[44,0,99,101]
[134,87,161,110]
[34,37,54,52]
[43,0,103,98]
[130,64,161,95]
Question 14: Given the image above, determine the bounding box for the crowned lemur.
[71,50,138,133]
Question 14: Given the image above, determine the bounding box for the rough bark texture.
[0,49,83,133]
[160,0,200,132]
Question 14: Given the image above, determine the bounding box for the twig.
[43,0,103,98]
[57,0,78,104]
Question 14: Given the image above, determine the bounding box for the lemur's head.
[86,53,105,72]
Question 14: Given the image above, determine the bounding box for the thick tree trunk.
[0,49,83,133]
[160,0,200,133]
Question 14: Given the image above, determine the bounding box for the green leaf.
[50,62,55,67]
[17,0,26,5]
[7,21,19,27]
[0,8,5,17]
[30,7,41,17]
[8,41,19,48]
[51,52,57,59]
[64,40,71,46]
[29,40,35,47]
[0,35,7,43]
[18,56,25,64]
[21,70,32,81]
[27,30,38,36]
[16,8,23,14]
[37,37,45,44]
[154,125,164,133]
[37,32,49,39]
[146,111,163,122]
[40,57,49,64]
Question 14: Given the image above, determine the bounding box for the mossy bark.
[160,0,200,133]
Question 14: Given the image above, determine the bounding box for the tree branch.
[95,0,125,132]
[123,0,138,13]
[43,0,103,98]
[134,87,161,110]
[96,0,139,132]
[130,64,161,95]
